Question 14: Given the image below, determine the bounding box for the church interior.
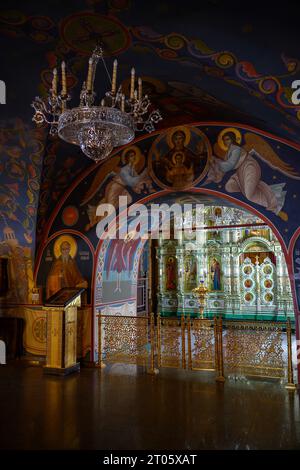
[1,0,300,456]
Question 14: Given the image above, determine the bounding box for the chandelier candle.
[112,59,118,95]
[86,58,93,92]
[61,62,67,96]
[130,67,135,100]
[31,45,162,162]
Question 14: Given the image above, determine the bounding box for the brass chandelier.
[31,45,162,162]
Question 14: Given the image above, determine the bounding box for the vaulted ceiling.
[1,0,300,140]
[1,0,300,250]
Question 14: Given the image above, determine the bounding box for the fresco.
[37,233,93,303]
[149,126,210,189]
[131,22,300,138]
[36,140,91,245]
[104,236,141,295]
[3,1,300,253]
[93,236,144,306]
[81,145,155,231]
[205,128,300,221]
[46,235,88,299]
[60,12,131,55]
[2,1,300,364]
[0,119,44,303]
[29,121,300,365]
[44,123,300,252]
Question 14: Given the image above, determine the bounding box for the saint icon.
[211,258,221,291]
[46,235,87,299]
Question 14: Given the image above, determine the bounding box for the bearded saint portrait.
[46,236,87,299]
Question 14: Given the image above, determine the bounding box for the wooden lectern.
[43,287,85,375]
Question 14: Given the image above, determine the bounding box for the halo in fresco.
[121,145,144,167]
[166,126,191,147]
[60,13,131,56]
[53,235,78,259]
[218,127,242,151]
[148,126,211,190]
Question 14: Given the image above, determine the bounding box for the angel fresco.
[205,128,300,220]
[81,146,155,231]
[149,126,209,190]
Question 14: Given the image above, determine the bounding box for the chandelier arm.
[34,97,49,114]
[136,109,162,133]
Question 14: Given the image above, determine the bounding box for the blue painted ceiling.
[1,0,300,140]
[1,0,300,250]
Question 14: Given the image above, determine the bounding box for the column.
[255,255,261,314]
[156,238,164,315]
[230,245,241,314]
[231,229,240,243]
[222,246,232,314]
[222,229,230,244]
[222,247,231,295]
[176,246,185,315]
[275,248,291,317]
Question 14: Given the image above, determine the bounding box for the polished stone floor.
[0,363,300,450]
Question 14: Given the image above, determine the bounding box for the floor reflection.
[0,364,299,449]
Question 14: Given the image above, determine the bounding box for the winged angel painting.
[205,128,300,221]
[81,146,154,231]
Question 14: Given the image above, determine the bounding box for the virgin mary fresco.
[205,128,300,221]
[149,126,210,189]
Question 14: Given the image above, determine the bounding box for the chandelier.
[31,45,162,162]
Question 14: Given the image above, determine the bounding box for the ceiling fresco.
[1,0,300,256]
[40,123,300,254]
[1,0,300,134]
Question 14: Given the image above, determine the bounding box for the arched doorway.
[153,209,293,321]
[33,121,300,377]
[92,189,296,364]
